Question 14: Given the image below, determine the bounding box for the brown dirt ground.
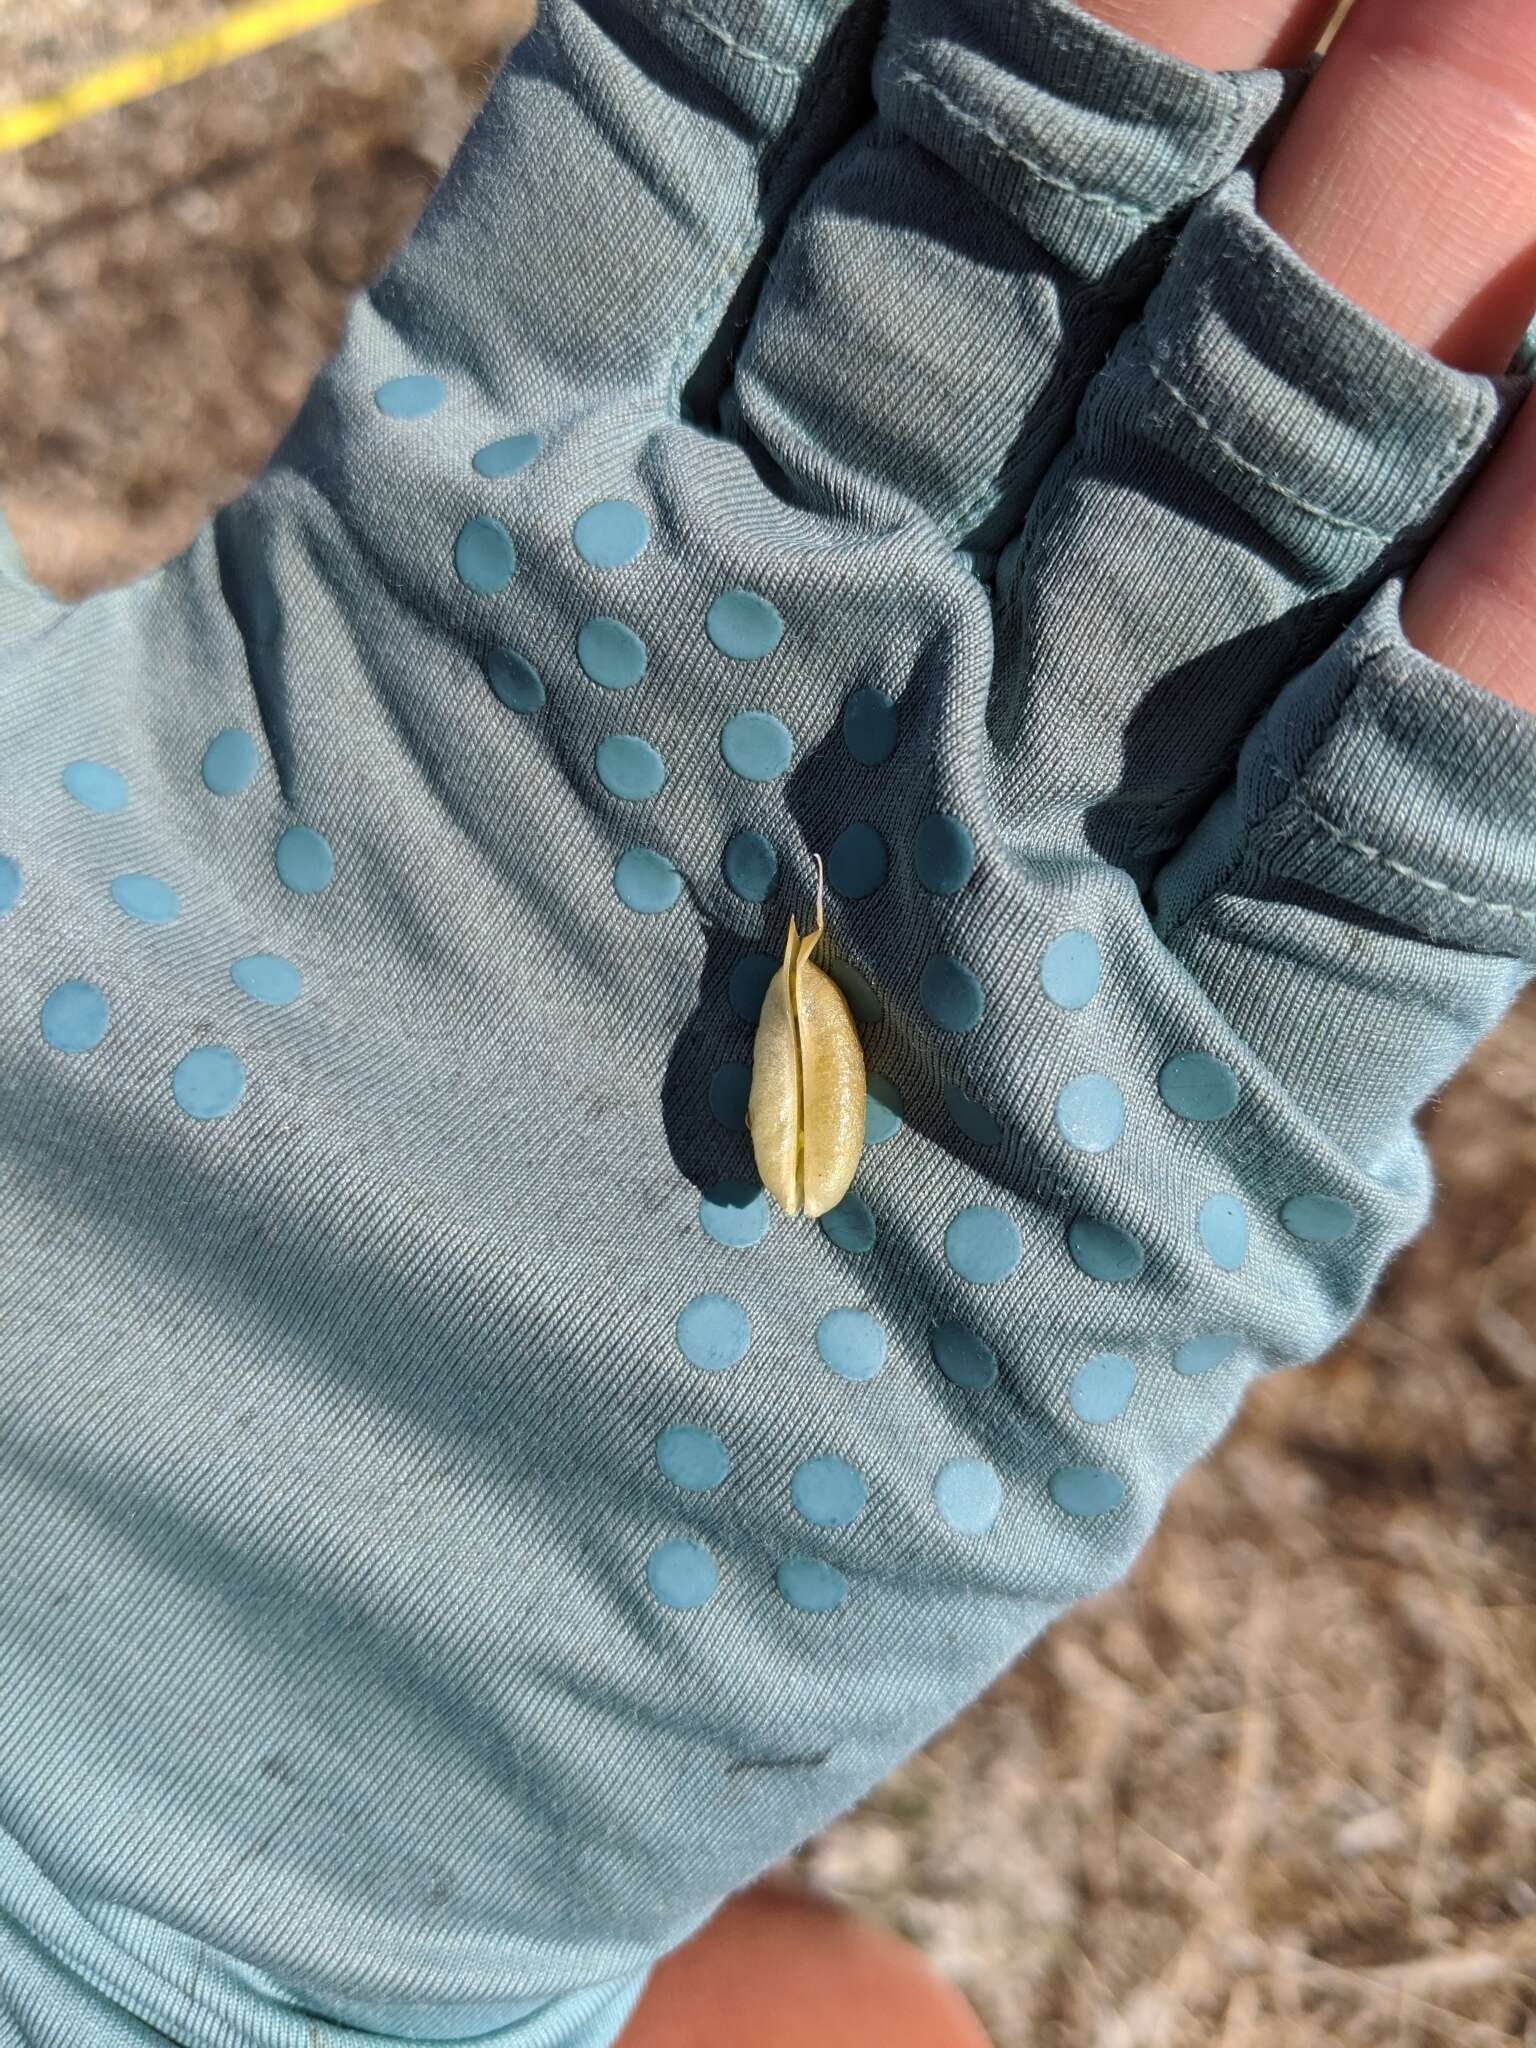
[2,6,1532,2043]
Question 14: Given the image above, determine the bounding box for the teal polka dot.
[943,1083,1002,1147]
[706,588,783,660]
[0,857,19,913]
[777,1556,848,1613]
[707,1061,751,1130]
[109,874,177,926]
[699,1181,770,1248]
[728,952,776,1023]
[1054,1075,1124,1154]
[454,516,516,594]
[1068,1217,1144,1283]
[1068,1354,1136,1424]
[1281,1193,1358,1243]
[929,1321,998,1391]
[613,847,680,914]
[1040,931,1100,1010]
[656,1425,729,1492]
[827,957,881,1025]
[40,981,108,1053]
[720,712,792,782]
[1173,1333,1239,1377]
[486,650,544,714]
[945,1205,1020,1286]
[920,955,984,1034]
[865,1073,902,1144]
[374,374,442,419]
[231,954,301,1007]
[819,1192,875,1255]
[913,814,975,895]
[62,761,125,814]
[578,617,647,690]
[472,433,540,478]
[1050,1466,1124,1518]
[722,830,778,904]
[573,500,649,569]
[1159,1052,1238,1122]
[171,1046,245,1121]
[647,1540,718,1611]
[842,686,896,766]
[201,729,258,795]
[792,1456,866,1529]
[676,1292,750,1371]
[1199,1193,1248,1272]
[595,734,664,801]
[816,1307,886,1381]
[825,822,887,900]
[274,825,333,895]
[933,1458,1002,1535]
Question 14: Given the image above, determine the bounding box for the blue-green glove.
[2,2,1533,2044]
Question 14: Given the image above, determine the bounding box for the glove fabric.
[2,1,1534,2042]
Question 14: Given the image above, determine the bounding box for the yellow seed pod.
[748,856,867,1219]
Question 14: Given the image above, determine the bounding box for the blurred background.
[1,4,1533,2042]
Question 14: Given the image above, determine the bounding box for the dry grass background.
[1,5,1533,2042]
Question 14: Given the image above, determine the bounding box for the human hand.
[1,2,1533,2042]
[1094,0,1536,715]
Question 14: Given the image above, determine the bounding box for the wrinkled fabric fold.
[990,169,1523,878]
[731,4,1297,545]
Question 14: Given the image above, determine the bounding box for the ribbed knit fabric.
[2,3,1532,2043]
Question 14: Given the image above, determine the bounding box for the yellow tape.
[0,0,385,155]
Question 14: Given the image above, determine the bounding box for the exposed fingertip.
[1402,389,1536,714]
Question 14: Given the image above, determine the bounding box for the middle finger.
[727,0,1295,552]
[1259,0,1536,372]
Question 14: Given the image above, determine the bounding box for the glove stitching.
[1239,639,1536,928]
[1185,50,1247,200]
[949,285,1121,543]
[1145,347,1493,544]
[890,44,1245,546]
[1158,637,1536,941]
[888,63,1158,223]
[658,0,806,79]
[665,1,853,408]
[1145,360,1398,538]
[665,227,758,409]
[1262,741,1536,930]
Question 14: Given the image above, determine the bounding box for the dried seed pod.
[748,856,866,1218]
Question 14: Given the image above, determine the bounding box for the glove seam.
[951,275,1147,545]
[1185,46,1249,202]
[1145,357,1451,542]
[1257,647,1536,929]
[657,0,807,79]
[1274,794,1536,928]
[1146,357,1386,536]
[665,0,862,411]
[1140,200,1500,545]
[1159,633,1536,944]
[884,28,1251,229]
[886,61,1158,222]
